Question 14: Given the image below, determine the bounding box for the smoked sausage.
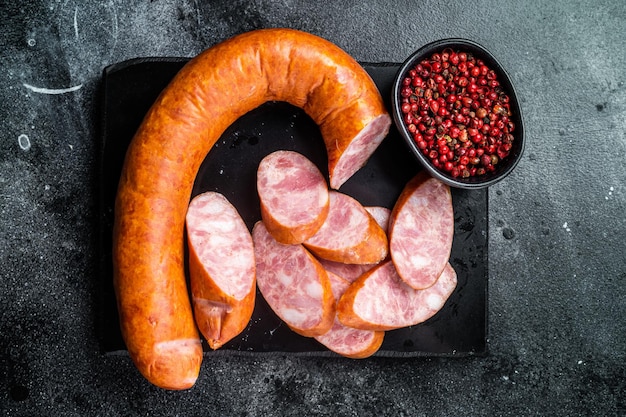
[389,172,454,290]
[364,206,391,234]
[304,191,388,264]
[252,221,335,337]
[112,28,390,388]
[257,150,329,244]
[337,261,458,331]
[314,206,391,282]
[186,192,256,350]
[315,258,373,283]
[314,271,384,358]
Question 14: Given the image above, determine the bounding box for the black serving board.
[98,58,487,357]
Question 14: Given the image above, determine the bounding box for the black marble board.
[97,58,487,357]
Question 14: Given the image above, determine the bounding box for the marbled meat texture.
[304,191,388,264]
[337,261,458,331]
[314,271,384,358]
[257,150,329,244]
[364,206,391,233]
[252,221,335,337]
[389,172,454,289]
[187,192,255,300]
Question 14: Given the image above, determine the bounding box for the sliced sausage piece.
[304,191,388,264]
[257,150,329,244]
[337,261,457,331]
[316,258,373,283]
[252,221,334,337]
[364,206,391,234]
[314,207,389,283]
[389,172,454,289]
[327,110,390,189]
[186,192,256,350]
[314,271,384,358]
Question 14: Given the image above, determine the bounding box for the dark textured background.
[1,1,624,416]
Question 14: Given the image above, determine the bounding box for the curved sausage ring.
[113,28,390,390]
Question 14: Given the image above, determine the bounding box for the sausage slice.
[186,192,256,350]
[364,206,391,234]
[252,221,335,337]
[257,150,329,244]
[304,191,388,264]
[389,172,454,289]
[314,271,384,358]
[337,261,458,331]
[315,258,373,283]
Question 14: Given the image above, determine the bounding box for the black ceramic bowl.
[391,38,524,189]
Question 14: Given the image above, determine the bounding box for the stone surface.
[1,0,624,416]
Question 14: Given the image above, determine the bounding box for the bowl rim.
[391,37,525,189]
